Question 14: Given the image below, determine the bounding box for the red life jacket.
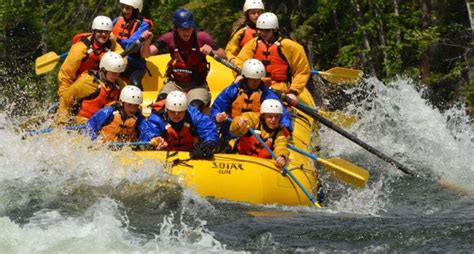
[166,31,209,83]
[99,105,138,142]
[254,37,291,83]
[71,33,111,76]
[236,123,281,158]
[76,73,121,119]
[112,17,154,40]
[156,109,199,151]
[231,88,262,117]
[239,26,258,48]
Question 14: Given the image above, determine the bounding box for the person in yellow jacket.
[235,12,311,103]
[225,0,264,62]
[230,99,289,169]
[57,16,125,97]
[54,52,127,126]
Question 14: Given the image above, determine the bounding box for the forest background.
[0,0,473,117]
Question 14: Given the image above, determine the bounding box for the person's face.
[247,78,262,90]
[167,109,186,123]
[247,9,263,24]
[257,28,274,42]
[121,4,134,19]
[93,30,111,45]
[105,71,121,83]
[123,102,140,117]
[176,27,194,41]
[263,113,281,129]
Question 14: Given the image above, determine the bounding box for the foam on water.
[0,198,230,253]
[0,122,236,253]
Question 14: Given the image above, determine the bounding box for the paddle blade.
[35,52,60,75]
[318,157,369,188]
[318,67,363,85]
[318,110,357,129]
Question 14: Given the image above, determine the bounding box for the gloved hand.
[190,140,217,159]
[150,137,168,150]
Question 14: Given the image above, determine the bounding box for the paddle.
[25,124,86,136]
[288,144,369,188]
[245,126,322,208]
[35,52,68,75]
[208,52,362,84]
[208,53,358,127]
[109,141,150,147]
[18,103,59,130]
[311,67,363,84]
[274,90,415,176]
[35,38,144,75]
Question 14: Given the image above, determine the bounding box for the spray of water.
[0,121,238,252]
[320,77,473,194]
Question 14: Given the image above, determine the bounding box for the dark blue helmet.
[172,8,195,28]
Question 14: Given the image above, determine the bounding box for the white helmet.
[243,0,264,12]
[260,99,283,114]
[256,12,278,30]
[120,0,143,12]
[120,86,143,105]
[165,91,187,111]
[91,16,113,31]
[99,52,126,73]
[242,59,266,79]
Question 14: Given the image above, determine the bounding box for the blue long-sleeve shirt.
[210,81,293,138]
[112,17,150,69]
[142,106,218,143]
[86,104,149,141]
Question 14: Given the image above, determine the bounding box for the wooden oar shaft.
[283,95,415,176]
[247,126,321,208]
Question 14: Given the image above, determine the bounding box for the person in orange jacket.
[86,85,147,143]
[112,0,153,90]
[225,0,264,62]
[58,15,124,97]
[230,99,290,169]
[54,52,127,126]
[235,12,311,104]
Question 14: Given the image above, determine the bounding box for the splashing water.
[0,121,237,253]
[320,77,473,191]
[0,75,473,252]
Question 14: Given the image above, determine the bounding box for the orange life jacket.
[150,99,166,112]
[239,26,258,48]
[166,31,209,83]
[112,17,154,40]
[71,33,111,76]
[163,121,199,151]
[236,123,280,158]
[76,73,121,119]
[231,88,262,117]
[254,37,291,83]
[99,106,138,142]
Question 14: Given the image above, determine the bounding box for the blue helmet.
[172,8,195,28]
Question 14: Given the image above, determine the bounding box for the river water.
[0,77,473,252]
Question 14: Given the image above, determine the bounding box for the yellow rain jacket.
[235,36,310,96]
[54,71,125,126]
[230,112,289,159]
[57,36,124,97]
[225,26,258,61]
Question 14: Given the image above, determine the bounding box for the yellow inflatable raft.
[132,55,320,206]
